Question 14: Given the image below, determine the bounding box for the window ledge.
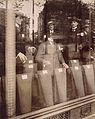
[13,94,95,119]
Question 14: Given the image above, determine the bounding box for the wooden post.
[88,7,92,63]
[32,0,34,44]
[29,0,34,43]
[5,0,16,118]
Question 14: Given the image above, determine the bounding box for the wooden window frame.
[11,94,95,119]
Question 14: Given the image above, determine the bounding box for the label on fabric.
[86,65,91,69]
[43,70,48,74]
[29,60,33,64]
[22,74,28,80]
[28,64,33,69]
[58,68,63,72]
[75,66,79,70]
[73,60,77,63]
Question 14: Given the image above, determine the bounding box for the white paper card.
[73,60,77,63]
[58,68,63,72]
[29,60,33,64]
[86,65,91,69]
[22,74,28,80]
[43,70,48,74]
[28,64,33,69]
[75,66,79,70]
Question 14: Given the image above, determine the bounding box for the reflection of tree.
[0,0,30,11]
[0,0,6,8]
[13,0,29,11]
[13,1,24,11]
[34,0,46,13]
[45,0,89,19]
[0,0,4,5]
[34,0,46,6]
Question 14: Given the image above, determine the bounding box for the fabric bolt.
[71,66,85,97]
[54,68,67,103]
[37,70,54,107]
[83,64,95,94]
[67,68,77,100]
[16,73,33,114]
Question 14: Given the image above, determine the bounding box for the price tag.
[29,60,33,64]
[43,64,46,68]
[22,74,28,80]
[58,68,63,72]
[75,66,79,70]
[43,70,48,74]
[28,64,33,69]
[73,60,77,63]
[86,65,90,69]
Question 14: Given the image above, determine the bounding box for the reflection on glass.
[0,0,95,118]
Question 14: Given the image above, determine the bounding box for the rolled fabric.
[37,70,54,107]
[54,68,67,103]
[83,64,95,94]
[71,66,85,97]
[16,73,33,114]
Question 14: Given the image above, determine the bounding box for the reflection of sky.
[0,0,6,8]
[0,0,41,32]
[82,0,94,4]
[19,1,40,32]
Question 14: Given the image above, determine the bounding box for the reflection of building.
[0,8,30,75]
[16,13,30,42]
[38,0,89,44]
[38,12,44,41]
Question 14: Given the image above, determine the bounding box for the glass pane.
[0,0,95,118]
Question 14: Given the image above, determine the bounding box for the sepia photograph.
[0,0,95,119]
